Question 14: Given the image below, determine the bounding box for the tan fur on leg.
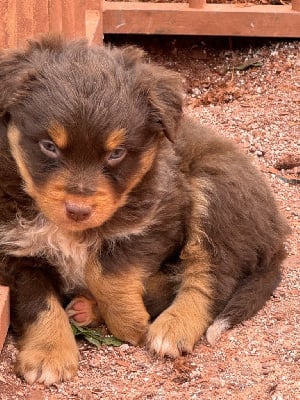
[85,258,150,346]
[147,185,213,357]
[16,295,79,385]
[147,249,213,357]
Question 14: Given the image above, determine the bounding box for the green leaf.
[84,335,104,348]
[70,322,123,348]
[100,336,123,347]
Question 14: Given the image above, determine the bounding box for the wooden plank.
[49,0,63,32]
[292,0,300,11]
[74,0,87,38]
[6,0,17,48]
[16,0,34,46]
[1,0,49,48]
[0,286,9,353]
[0,1,9,48]
[33,0,50,37]
[87,0,102,8]
[60,0,87,39]
[103,2,300,38]
[86,0,104,45]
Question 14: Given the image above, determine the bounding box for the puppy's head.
[0,35,183,231]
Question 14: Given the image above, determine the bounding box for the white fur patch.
[149,336,180,358]
[0,214,101,290]
[206,318,230,346]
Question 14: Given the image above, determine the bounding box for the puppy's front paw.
[66,296,102,327]
[147,308,201,358]
[16,336,78,386]
[16,295,79,385]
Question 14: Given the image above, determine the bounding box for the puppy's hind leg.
[66,295,103,327]
[206,247,285,346]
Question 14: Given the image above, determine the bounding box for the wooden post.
[86,0,104,45]
[61,0,86,39]
[0,286,9,353]
[189,0,206,9]
[0,0,104,49]
[292,0,300,11]
[0,0,49,48]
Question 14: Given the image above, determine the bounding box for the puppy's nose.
[65,202,92,222]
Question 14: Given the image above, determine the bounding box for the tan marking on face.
[15,295,78,385]
[121,144,158,197]
[7,124,35,195]
[8,125,159,233]
[34,143,158,232]
[104,128,126,151]
[48,123,68,149]
[34,170,118,231]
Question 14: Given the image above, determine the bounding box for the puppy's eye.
[39,140,60,159]
[107,147,127,166]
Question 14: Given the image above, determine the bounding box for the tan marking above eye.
[48,122,68,149]
[7,124,35,196]
[104,128,126,152]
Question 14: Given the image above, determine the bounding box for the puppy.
[0,35,289,385]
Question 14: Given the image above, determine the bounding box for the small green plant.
[71,322,123,348]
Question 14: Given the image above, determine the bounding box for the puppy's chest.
[0,215,100,290]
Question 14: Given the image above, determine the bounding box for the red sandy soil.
[0,37,299,399]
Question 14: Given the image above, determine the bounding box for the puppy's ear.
[0,35,67,118]
[146,66,183,142]
[0,38,51,117]
[120,46,146,69]
[118,46,183,142]
[0,47,36,118]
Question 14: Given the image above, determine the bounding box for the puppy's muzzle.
[65,201,92,222]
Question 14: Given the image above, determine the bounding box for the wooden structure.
[0,0,299,49]
[0,1,103,48]
[0,286,9,352]
[102,1,300,38]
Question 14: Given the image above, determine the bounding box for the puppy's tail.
[206,247,286,345]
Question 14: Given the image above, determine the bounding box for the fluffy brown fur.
[0,35,289,385]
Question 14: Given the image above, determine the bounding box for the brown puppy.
[0,35,289,385]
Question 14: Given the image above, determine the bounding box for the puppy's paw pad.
[16,344,79,385]
[147,311,195,358]
[66,296,98,326]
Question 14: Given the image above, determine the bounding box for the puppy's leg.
[85,258,150,345]
[10,267,78,385]
[147,243,213,357]
[66,295,103,327]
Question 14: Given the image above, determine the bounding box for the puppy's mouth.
[36,194,120,232]
[35,200,110,232]
[29,182,121,232]
[62,200,98,231]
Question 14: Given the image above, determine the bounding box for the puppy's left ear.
[0,48,34,118]
[146,66,183,142]
[120,47,183,142]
